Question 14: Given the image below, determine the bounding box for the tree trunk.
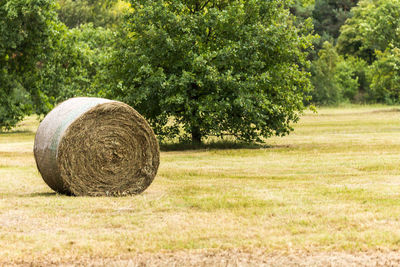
[189,82,202,144]
[191,125,202,144]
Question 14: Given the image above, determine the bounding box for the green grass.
[1,106,400,263]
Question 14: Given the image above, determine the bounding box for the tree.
[290,0,314,24]
[305,0,358,61]
[313,0,358,40]
[367,47,400,104]
[310,41,367,105]
[56,0,130,28]
[31,24,115,114]
[310,42,342,105]
[334,56,363,102]
[0,0,58,129]
[111,0,314,143]
[337,0,400,63]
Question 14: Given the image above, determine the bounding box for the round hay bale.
[33,97,160,196]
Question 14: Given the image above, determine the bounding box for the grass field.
[1,105,400,265]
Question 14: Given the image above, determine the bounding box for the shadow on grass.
[160,140,270,151]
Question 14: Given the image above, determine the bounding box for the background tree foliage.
[310,42,342,105]
[0,0,58,129]
[330,0,400,104]
[111,0,314,143]
[368,47,400,103]
[292,0,400,105]
[56,0,129,28]
[313,0,358,40]
[290,0,363,105]
[0,0,118,129]
[31,24,115,114]
[337,0,400,63]
[311,42,367,104]
[291,0,358,57]
[4,0,400,141]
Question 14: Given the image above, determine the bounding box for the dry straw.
[34,97,160,196]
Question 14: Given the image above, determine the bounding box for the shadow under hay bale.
[34,97,160,196]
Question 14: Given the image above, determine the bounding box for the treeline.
[1,0,399,141]
[293,0,400,105]
[1,0,314,144]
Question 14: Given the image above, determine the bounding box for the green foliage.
[301,0,357,61]
[290,0,314,23]
[310,0,400,105]
[367,47,400,104]
[290,0,359,84]
[0,0,58,129]
[111,0,314,143]
[290,0,318,60]
[334,59,359,101]
[331,0,400,104]
[31,24,115,114]
[0,79,31,130]
[56,0,130,28]
[335,56,368,102]
[311,42,342,105]
[337,0,400,63]
[311,42,367,105]
[313,0,358,40]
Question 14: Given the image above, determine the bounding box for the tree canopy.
[11,0,400,139]
[31,24,115,114]
[337,0,400,63]
[110,0,314,143]
[56,0,129,28]
[313,0,358,40]
[0,0,58,129]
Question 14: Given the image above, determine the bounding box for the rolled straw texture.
[33,97,160,196]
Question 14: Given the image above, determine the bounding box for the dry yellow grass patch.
[1,106,400,265]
